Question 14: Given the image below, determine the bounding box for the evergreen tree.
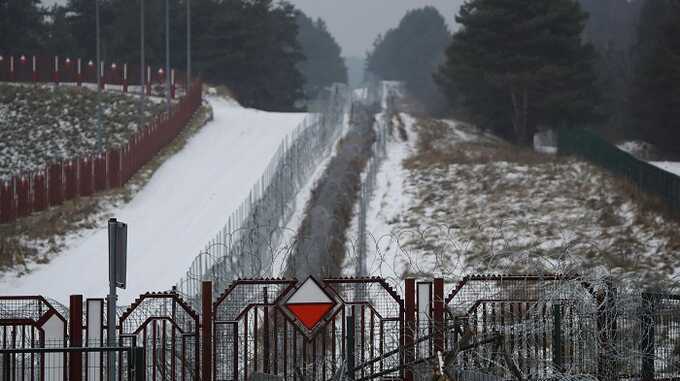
[192,0,304,110]
[367,7,450,114]
[436,0,601,144]
[65,0,115,59]
[0,0,46,55]
[630,0,680,153]
[45,5,80,57]
[296,12,348,100]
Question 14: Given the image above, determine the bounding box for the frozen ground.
[651,161,680,177]
[0,83,166,179]
[360,115,680,285]
[0,96,306,303]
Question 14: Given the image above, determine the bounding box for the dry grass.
[386,116,680,283]
[0,103,213,274]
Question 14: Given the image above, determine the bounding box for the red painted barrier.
[79,157,94,197]
[0,79,202,224]
[94,155,107,192]
[64,160,78,201]
[16,177,31,218]
[108,149,121,189]
[0,180,15,223]
[48,163,64,206]
[33,173,47,211]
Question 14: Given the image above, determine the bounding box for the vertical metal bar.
[186,0,191,86]
[165,0,171,114]
[152,322,157,381]
[69,295,84,381]
[202,281,213,381]
[232,324,239,381]
[263,288,270,375]
[244,312,248,381]
[553,304,563,372]
[346,314,355,381]
[641,294,655,381]
[404,278,416,381]
[96,0,103,152]
[139,0,145,131]
[253,307,258,372]
[107,219,118,381]
[433,279,444,355]
[134,347,146,381]
[360,305,365,380]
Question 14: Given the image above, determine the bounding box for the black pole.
[346,314,355,380]
[552,304,562,372]
[641,293,655,381]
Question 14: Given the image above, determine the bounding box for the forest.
[0,0,348,111]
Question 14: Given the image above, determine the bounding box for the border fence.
[0,54,186,97]
[558,128,680,216]
[174,84,351,302]
[2,274,680,381]
[0,79,203,224]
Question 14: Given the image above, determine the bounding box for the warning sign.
[284,277,336,330]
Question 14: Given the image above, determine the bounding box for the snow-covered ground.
[0,83,166,179]
[0,96,306,303]
[359,114,680,284]
[651,161,680,177]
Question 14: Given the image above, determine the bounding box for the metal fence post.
[202,281,213,381]
[641,293,655,381]
[2,352,10,381]
[433,278,445,355]
[597,280,617,381]
[552,304,562,372]
[346,314,355,381]
[132,347,146,381]
[69,295,84,381]
[404,278,416,381]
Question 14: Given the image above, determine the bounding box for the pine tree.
[296,12,348,100]
[367,7,450,114]
[630,0,680,153]
[436,0,601,144]
[45,5,80,57]
[0,0,46,55]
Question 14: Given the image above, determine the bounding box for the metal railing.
[0,346,145,381]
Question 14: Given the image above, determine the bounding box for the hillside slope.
[0,96,306,303]
[361,114,680,285]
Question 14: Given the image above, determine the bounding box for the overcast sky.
[287,0,464,57]
[41,0,464,57]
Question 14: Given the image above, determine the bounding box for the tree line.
[367,0,680,153]
[0,0,348,111]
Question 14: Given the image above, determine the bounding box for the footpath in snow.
[0,96,305,304]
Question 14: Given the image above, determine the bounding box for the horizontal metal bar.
[0,346,133,354]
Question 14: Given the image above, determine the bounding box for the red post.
[202,281,213,381]
[78,157,93,196]
[107,149,121,188]
[146,66,152,96]
[47,163,64,206]
[0,180,14,223]
[404,278,416,381]
[94,155,107,191]
[16,177,30,218]
[9,56,15,81]
[33,172,47,211]
[64,160,77,200]
[433,278,445,355]
[69,295,83,381]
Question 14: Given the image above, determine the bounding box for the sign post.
[107,218,127,381]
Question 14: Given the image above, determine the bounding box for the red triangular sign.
[287,303,334,329]
[285,277,336,330]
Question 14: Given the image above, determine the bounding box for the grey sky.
[288,0,464,57]
[41,0,464,57]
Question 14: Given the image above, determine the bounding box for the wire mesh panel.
[213,277,404,381]
[118,292,200,381]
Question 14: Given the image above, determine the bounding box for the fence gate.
[118,292,201,381]
[0,296,67,381]
[212,277,404,381]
